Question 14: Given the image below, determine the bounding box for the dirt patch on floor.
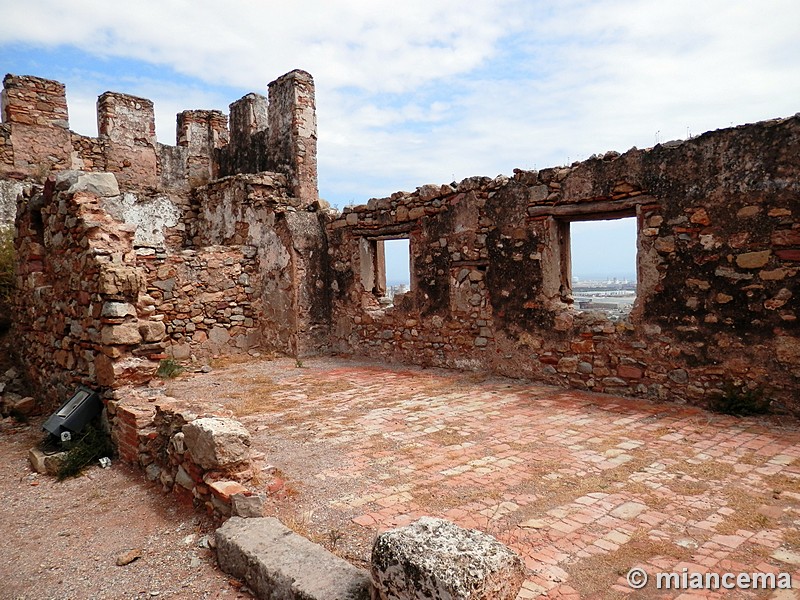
[0,417,249,599]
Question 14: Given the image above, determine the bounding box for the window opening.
[360,236,412,308]
[567,216,637,320]
[384,238,411,301]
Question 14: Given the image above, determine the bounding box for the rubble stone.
[28,447,66,475]
[54,170,120,197]
[182,417,251,469]
[371,517,525,600]
[230,493,266,518]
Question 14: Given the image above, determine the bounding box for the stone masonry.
[0,70,798,418]
[327,117,800,412]
[3,71,328,405]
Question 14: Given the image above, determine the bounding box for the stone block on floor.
[182,417,251,469]
[28,447,67,475]
[216,516,373,600]
[371,516,525,600]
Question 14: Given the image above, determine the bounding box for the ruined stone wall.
[5,68,797,417]
[216,94,269,177]
[14,172,162,403]
[177,109,229,188]
[328,115,800,413]
[1,75,71,178]
[3,70,325,400]
[138,246,263,361]
[108,389,260,519]
[266,70,318,206]
[190,173,330,356]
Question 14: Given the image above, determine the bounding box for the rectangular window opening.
[565,215,638,321]
[360,236,412,307]
[383,238,411,303]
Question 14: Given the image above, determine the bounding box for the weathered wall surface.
[0,179,23,228]
[1,75,72,178]
[328,116,800,413]
[3,68,798,417]
[14,172,161,402]
[4,71,325,403]
[138,246,264,361]
[191,173,330,356]
[12,170,297,402]
[266,70,318,206]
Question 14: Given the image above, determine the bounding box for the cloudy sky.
[1,0,798,279]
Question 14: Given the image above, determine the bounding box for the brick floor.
[168,357,800,598]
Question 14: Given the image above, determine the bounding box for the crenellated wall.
[0,71,317,201]
[6,70,327,405]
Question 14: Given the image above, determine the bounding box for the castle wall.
[12,171,280,403]
[327,116,800,413]
[2,70,323,396]
[177,109,229,188]
[13,172,159,403]
[3,68,798,416]
[217,93,269,177]
[190,173,329,357]
[137,246,263,361]
[267,70,318,206]
[1,75,71,177]
[96,91,159,189]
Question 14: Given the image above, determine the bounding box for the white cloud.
[0,0,517,92]
[1,0,798,210]
[316,0,800,202]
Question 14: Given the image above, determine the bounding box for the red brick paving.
[171,357,800,598]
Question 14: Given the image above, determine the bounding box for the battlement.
[1,74,69,128]
[0,70,318,202]
[97,91,157,146]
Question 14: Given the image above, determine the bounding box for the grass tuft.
[56,425,114,481]
[156,358,184,379]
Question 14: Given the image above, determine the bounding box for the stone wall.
[12,169,317,401]
[328,115,800,413]
[3,68,798,418]
[266,70,318,206]
[138,246,263,360]
[1,75,72,178]
[108,388,261,519]
[4,70,325,402]
[14,172,159,402]
[190,173,330,357]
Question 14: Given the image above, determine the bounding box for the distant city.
[572,275,637,320]
[386,283,410,299]
[385,276,636,320]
